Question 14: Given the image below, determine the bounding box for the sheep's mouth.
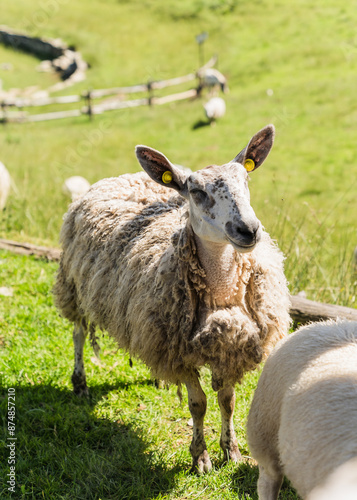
[226,235,257,253]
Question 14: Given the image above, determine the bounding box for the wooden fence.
[0,56,217,124]
[1,237,356,325]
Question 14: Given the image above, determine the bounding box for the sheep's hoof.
[72,372,89,397]
[74,385,89,398]
[190,450,212,474]
[220,436,242,463]
[224,447,242,464]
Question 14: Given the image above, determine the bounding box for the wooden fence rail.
[86,89,198,116]
[152,88,197,105]
[87,74,196,99]
[84,72,197,99]
[290,295,357,324]
[0,238,356,326]
[26,109,82,122]
[2,88,199,122]
[80,54,217,99]
[88,97,149,115]
[0,55,218,124]
[0,71,198,111]
[6,95,82,107]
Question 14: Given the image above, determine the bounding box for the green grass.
[0,0,356,306]
[0,251,299,499]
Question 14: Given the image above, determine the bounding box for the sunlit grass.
[0,251,299,499]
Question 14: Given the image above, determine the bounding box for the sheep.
[308,457,357,500]
[204,97,226,125]
[197,68,229,95]
[0,161,11,210]
[53,124,291,473]
[62,175,91,201]
[247,319,357,499]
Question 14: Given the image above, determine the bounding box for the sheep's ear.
[135,146,188,195]
[232,124,275,172]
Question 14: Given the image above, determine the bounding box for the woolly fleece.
[54,170,290,390]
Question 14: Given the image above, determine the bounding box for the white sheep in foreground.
[53,124,290,473]
[247,319,357,499]
[308,457,357,500]
[204,97,226,125]
[62,175,90,201]
[0,161,11,210]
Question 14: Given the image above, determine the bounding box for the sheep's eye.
[190,189,207,203]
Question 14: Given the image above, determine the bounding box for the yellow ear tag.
[244,159,255,172]
[162,171,173,184]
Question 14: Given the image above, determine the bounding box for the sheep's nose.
[225,220,261,246]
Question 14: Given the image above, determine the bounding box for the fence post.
[83,90,93,120]
[195,32,208,68]
[0,101,7,124]
[147,81,153,106]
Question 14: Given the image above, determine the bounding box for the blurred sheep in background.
[0,162,11,210]
[204,97,226,125]
[62,176,90,201]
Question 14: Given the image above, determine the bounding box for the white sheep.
[247,319,357,499]
[308,457,357,500]
[204,97,226,125]
[62,175,90,201]
[53,124,290,473]
[0,161,11,210]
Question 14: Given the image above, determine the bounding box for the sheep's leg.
[185,376,212,474]
[71,319,89,397]
[218,385,242,462]
[257,465,283,500]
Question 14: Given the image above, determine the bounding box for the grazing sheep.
[204,97,226,125]
[62,176,90,201]
[53,124,290,473]
[197,68,229,95]
[0,161,11,210]
[247,319,357,499]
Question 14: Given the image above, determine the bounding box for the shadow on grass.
[231,461,259,499]
[0,382,181,500]
[0,381,299,499]
[231,462,298,500]
[192,119,210,130]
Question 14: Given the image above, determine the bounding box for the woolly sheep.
[53,124,290,473]
[0,161,11,210]
[197,68,229,95]
[204,97,226,125]
[247,319,357,499]
[62,175,90,201]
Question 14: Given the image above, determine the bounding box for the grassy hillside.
[0,0,356,305]
[0,1,356,498]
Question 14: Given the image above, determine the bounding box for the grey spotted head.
[135,124,275,253]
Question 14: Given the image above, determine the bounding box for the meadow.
[0,0,356,498]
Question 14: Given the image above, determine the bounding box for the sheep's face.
[136,124,275,253]
[186,162,261,252]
